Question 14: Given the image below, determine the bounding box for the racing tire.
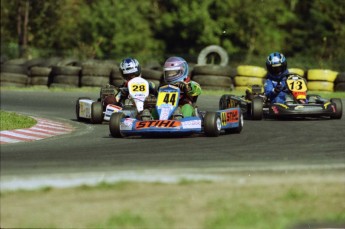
[91,101,104,124]
[225,110,243,134]
[251,97,263,120]
[204,112,222,137]
[219,94,237,110]
[109,112,125,138]
[197,45,229,66]
[307,69,338,82]
[330,98,343,119]
[237,65,266,78]
[75,97,91,121]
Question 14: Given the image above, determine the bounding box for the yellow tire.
[288,68,305,77]
[234,86,251,92]
[234,76,265,86]
[236,65,267,78]
[307,81,334,92]
[307,69,338,82]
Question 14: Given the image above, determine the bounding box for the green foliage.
[1,0,344,69]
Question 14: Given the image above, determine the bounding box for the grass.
[0,110,37,131]
[1,171,344,229]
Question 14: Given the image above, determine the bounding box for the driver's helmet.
[119,57,141,81]
[163,56,189,84]
[266,52,287,76]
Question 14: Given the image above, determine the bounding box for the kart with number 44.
[109,77,243,138]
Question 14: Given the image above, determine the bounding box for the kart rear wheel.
[225,111,243,134]
[330,98,343,119]
[91,101,103,124]
[76,97,91,121]
[109,112,125,138]
[204,112,221,137]
[251,97,263,120]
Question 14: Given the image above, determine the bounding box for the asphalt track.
[1,90,344,189]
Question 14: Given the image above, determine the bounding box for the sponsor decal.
[221,110,239,126]
[135,120,181,129]
[181,120,201,129]
[272,106,279,114]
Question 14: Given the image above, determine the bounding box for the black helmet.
[266,52,287,76]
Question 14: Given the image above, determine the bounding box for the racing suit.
[264,70,289,104]
[168,80,202,117]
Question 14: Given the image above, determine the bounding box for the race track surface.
[1,90,344,188]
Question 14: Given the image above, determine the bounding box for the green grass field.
[0,110,37,131]
[1,171,344,229]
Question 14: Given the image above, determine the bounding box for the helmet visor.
[271,65,284,75]
[164,69,182,81]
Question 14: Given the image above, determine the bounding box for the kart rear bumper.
[266,103,336,118]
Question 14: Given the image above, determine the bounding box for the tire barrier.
[1,58,345,93]
[307,81,334,92]
[197,45,229,66]
[234,65,266,90]
[49,66,82,88]
[236,65,266,78]
[191,64,236,90]
[288,68,305,77]
[306,69,339,92]
[29,66,52,86]
[307,69,338,82]
[80,62,113,87]
[334,72,345,92]
[0,63,28,87]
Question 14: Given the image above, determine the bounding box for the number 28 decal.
[130,83,147,92]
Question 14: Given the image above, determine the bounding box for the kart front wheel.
[330,98,343,119]
[251,97,263,120]
[204,112,221,137]
[109,112,125,138]
[91,101,104,124]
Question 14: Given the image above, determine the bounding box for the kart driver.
[162,56,202,118]
[264,52,289,103]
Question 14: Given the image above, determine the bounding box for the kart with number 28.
[109,77,243,137]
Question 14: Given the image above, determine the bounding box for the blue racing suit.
[264,70,289,103]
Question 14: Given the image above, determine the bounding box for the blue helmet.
[266,52,287,76]
[119,57,141,81]
[163,56,189,84]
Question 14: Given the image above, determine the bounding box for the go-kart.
[219,73,343,120]
[75,84,123,124]
[109,77,243,138]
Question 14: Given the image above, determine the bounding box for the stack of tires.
[288,68,305,78]
[110,66,124,87]
[234,65,266,91]
[334,72,345,92]
[80,61,114,87]
[49,65,82,88]
[29,66,52,87]
[0,59,29,87]
[142,68,163,90]
[191,65,236,90]
[307,69,338,92]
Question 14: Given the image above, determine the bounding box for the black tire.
[91,101,104,124]
[330,98,343,119]
[204,112,221,137]
[76,97,91,121]
[192,75,233,87]
[251,97,263,120]
[219,94,236,110]
[109,112,125,138]
[197,45,229,66]
[225,110,243,134]
[193,65,234,77]
[334,82,345,92]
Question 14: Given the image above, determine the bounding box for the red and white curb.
[0,117,74,144]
